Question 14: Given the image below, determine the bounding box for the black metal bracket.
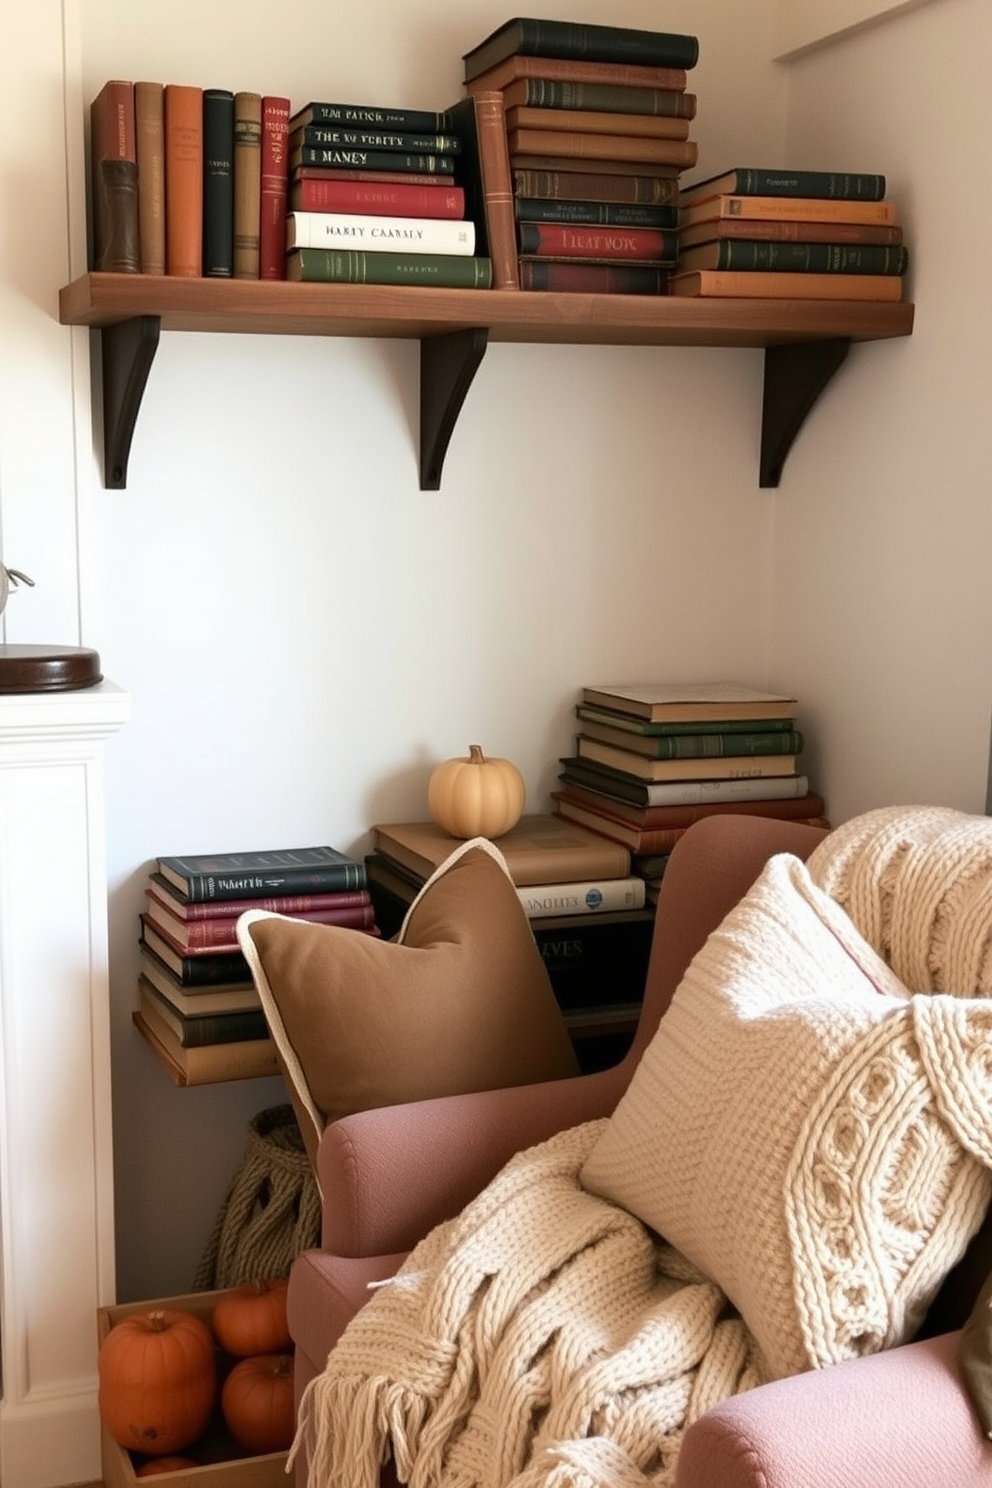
[100,315,161,489]
[760,338,851,487]
[419,327,489,490]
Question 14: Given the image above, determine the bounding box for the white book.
[518,875,646,918]
[286,211,475,255]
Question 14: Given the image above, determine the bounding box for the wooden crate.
[97,1290,290,1488]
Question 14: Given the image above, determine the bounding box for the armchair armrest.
[676,1331,992,1488]
[317,1063,627,1257]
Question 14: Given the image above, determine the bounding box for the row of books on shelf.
[133,843,378,1085]
[89,17,907,303]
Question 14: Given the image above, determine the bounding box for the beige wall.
[1,0,985,1300]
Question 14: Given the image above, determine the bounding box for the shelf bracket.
[419,327,489,490]
[100,315,161,489]
[760,337,851,488]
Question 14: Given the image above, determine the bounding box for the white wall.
[4,0,983,1304]
[766,0,992,819]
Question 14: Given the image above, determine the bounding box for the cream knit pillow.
[580,852,992,1381]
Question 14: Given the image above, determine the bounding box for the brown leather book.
[372,813,631,887]
[164,83,203,275]
[448,92,518,290]
[233,91,263,277]
[90,80,139,272]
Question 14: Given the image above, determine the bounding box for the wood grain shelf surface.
[58,272,915,491]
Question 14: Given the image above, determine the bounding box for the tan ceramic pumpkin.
[427,745,525,838]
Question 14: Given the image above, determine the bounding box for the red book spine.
[260,95,290,279]
[291,176,465,218]
[518,260,670,294]
[91,80,139,272]
[147,881,372,920]
[517,222,677,261]
[146,901,377,952]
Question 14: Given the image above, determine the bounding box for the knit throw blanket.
[294,805,992,1488]
[293,1121,765,1488]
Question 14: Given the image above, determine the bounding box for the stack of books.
[367,813,656,1070]
[553,682,830,901]
[90,81,294,280]
[673,167,907,301]
[135,843,376,1085]
[462,17,700,294]
[284,97,493,288]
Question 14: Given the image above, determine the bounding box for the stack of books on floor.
[285,97,492,288]
[673,166,907,301]
[553,682,830,903]
[135,843,375,1085]
[367,813,656,1070]
[462,16,700,294]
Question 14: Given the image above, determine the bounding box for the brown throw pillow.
[237,838,579,1169]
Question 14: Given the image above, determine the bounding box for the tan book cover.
[134,81,165,273]
[372,812,631,886]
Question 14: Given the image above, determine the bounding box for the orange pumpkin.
[221,1353,295,1455]
[211,1277,291,1357]
[98,1309,217,1456]
[427,745,525,838]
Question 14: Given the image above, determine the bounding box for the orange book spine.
[471,91,519,290]
[670,269,904,301]
[260,96,290,280]
[505,105,691,140]
[466,54,689,93]
[508,129,697,168]
[164,84,203,276]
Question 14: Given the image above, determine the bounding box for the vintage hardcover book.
[138,947,256,1008]
[445,93,519,290]
[678,194,899,228]
[90,79,139,273]
[292,165,454,187]
[517,222,678,262]
[517,198,678,229]
[290,177,465,217]
[554,778,825,826]
[462,19,699,82]
[466,54,690,94]
[289,145,457,175]
[147,871,371,920]
[518,260,669,294]
[508,130,697,169]
[500,78,697,120]
[143,893,376,949]
[581,682,797,723]
[576,719,804,758]
[232,90,262,277]
[575,704,799,737]
[372,813,631,887]
[677,240,908,276]
[552,788,827,853]
[285,248,493,287]
[164,83,203,276]
[134,81,165,273]
[286,211,475,255]
[139,921,249,984]
[138,977,268,1046]
[670,269,903,301]
[514,168,679,205]
[291,101,449,132]
[260,95,290,279]
[510,156,680,179]
[681,166,886,203]
[558,758,812,808]
[519,875,646,917]
[676,216,903,249]
[133,1007,279,1086]
[575,737,798,782]
[202,88,234,277]
[157,842,367,900]
[505,105,691,140]
[290,126,462,155]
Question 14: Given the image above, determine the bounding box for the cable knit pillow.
[238,839,578,1171]
[580,851,992,1381]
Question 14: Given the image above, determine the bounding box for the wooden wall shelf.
[59,272,915,491]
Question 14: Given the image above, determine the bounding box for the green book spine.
[698,241,908,275]
[690,167,887,201]
[293,146,456,174]
[516,199,678,229]
[511,79,696,119]
[202,88,234,277]
[578,726,805,759]
[287,249,493,288]
[463,19,699,78]
[575,706,797,737]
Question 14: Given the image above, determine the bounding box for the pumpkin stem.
[468,744,485,764]
[145,1310,169,1332]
